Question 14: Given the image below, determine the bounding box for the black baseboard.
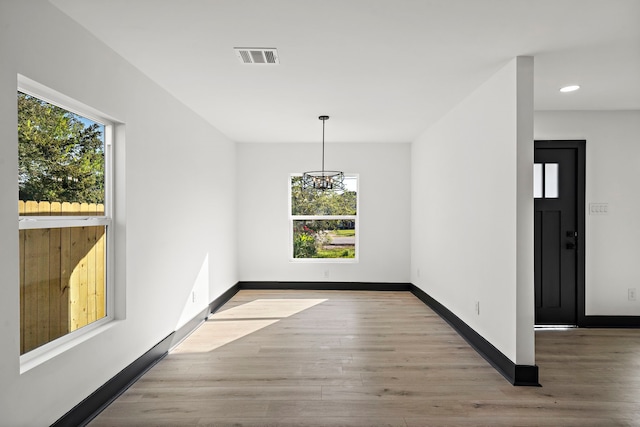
[52,284,242,427]
[238,281,412,291]
[51,331,174,427]
[582,315,640,328]
[410,285,540,386]
[209,282,241,314]
[169,307,210,349]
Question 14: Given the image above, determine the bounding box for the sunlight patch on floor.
[171,298,327,354]
[210,298,328,320]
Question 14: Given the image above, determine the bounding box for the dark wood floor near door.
[89,290,640,426]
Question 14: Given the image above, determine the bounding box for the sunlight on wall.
[172,298,327,354]
[176,254,211,330]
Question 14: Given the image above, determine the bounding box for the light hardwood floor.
[89,290,640,426]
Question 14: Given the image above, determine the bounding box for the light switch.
[589,203,608,215]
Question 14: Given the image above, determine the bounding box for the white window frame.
[17,76,116,371]
[289,173,359,263]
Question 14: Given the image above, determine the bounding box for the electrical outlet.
[629,288,637,302]
[475,301,480,315]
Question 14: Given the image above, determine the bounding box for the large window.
[290,175,358,261]
[17,78,113,357]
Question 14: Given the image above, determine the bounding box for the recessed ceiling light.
[560,85,580,93]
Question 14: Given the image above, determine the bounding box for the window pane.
[533,163,543,198]
[291,176,357,215]
[18,92,105,215]
[545,163,559,198]
[293,220,355,259]
[19,225,107,354]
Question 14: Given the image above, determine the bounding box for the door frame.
[534,140,586,326]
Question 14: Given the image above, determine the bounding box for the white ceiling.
[51,0,640,144]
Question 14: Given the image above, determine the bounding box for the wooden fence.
[19,201,106,354]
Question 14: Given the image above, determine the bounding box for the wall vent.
[234,48,279,64]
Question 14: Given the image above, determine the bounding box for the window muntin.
[290,175,358,261]
[17,81,113,357]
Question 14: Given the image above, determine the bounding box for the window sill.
[20,317,120,374]
[289,258,359,264]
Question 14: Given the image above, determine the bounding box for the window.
[534,163,559,199]
[290,175,358,261]
[17,78,113,358]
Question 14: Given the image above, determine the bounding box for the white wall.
[535,110,640,316]
[237,142,411,283]
[411,57,535,364]
[0,2,237,425]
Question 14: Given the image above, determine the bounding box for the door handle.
[565,230,577,250]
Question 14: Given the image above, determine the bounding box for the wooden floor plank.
[89,290,640,426]
[195,418,407,427]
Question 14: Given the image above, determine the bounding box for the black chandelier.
[302,115,345,191]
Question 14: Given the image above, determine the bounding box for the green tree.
[291,177,356,216]
[18,92,105,203]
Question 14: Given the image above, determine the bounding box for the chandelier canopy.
[302,115,344,191]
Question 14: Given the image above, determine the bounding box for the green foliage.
[18,92,105,203]
[316,248,356,258]
[293,220,356,259]
[293,231,317,258]
[291,176,356,215]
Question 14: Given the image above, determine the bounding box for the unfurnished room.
[0,1,639,426]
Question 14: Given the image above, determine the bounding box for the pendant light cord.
[321,118,325,173]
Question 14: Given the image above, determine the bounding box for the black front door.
[534,143,580,325]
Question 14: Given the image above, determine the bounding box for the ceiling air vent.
[234,48,279,65]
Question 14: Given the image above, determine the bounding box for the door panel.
[540,210,561,308]
[534,147,577,325]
